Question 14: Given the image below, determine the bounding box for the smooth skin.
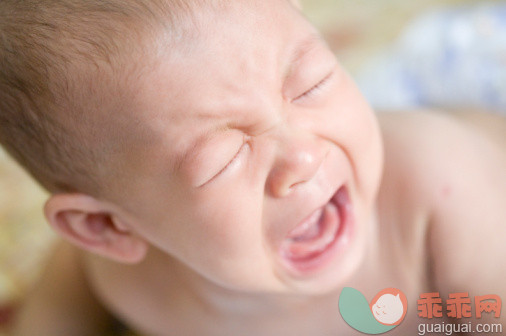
[11,0,506,334]
[12,111,506,336]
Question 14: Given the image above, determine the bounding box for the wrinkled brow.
[171,32,325,174]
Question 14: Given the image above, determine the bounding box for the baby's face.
[106,0,383,294]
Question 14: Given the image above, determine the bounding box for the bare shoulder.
[378,109,506,302]
[11,240,113,336]
[378,110,506,209]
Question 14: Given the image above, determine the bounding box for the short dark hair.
[0,0,214,195]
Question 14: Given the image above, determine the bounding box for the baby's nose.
[266,130,328,198]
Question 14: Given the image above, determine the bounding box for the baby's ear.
[44,193,148,264]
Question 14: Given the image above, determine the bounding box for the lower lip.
[279,186,354,276]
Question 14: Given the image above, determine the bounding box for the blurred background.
[303,0,479,70]
[305,0,506,110]
[0,0,504,331]
[302,0,504,71]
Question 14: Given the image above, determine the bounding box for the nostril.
[267,178,291,198]
[266,174,311,198]
[288,180,306,190]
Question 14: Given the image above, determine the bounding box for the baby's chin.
[278,244,366,295]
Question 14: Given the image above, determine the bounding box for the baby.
[1,0,505,335]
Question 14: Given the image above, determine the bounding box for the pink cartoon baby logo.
[370,288,408,326]
[339,287,408,334]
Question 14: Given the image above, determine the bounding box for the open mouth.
[279,185,352,274]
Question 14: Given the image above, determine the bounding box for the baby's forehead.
[99,0,322,137]
[125,5,328,140]
[143,4,319,100]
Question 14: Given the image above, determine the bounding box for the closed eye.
[218,142,247,175]
[198,139,249,187]
[293,71,334,102]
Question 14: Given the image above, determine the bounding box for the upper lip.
[266,181,345,247]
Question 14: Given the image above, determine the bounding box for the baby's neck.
[148,214,384,318]
[86,210,387,335]
[166,252,335,316]
[144,249,344,334]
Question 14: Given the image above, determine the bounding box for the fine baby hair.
[0,0,218,195]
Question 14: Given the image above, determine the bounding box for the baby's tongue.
[282,202,340,260]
